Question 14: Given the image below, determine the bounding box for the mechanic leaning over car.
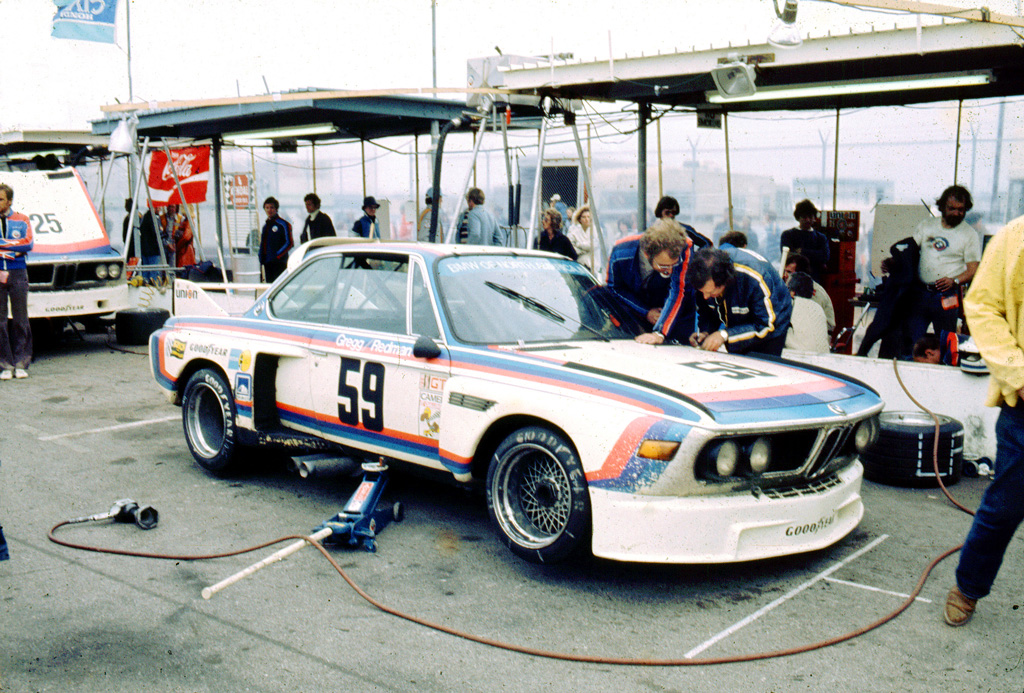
[605,218,696,346]
[686,245,793,356]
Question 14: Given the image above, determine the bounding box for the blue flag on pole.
[51,0,119,44]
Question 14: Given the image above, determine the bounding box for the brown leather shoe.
[944,587,977,627]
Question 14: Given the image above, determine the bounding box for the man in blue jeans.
[945,214,1024,626]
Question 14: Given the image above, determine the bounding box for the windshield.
[437,255,646,344]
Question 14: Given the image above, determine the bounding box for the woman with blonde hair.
[567,205,599,272]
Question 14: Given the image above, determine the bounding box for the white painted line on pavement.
[684,534,890,659]
[823,576,932,603]
[39,415,179,441]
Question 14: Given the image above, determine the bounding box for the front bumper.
[26,284,130,319]
[589,461,864,563]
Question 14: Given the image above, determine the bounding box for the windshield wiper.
[484,281,610,342]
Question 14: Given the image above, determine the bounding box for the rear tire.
[182,368,240,475]
[487,426,590,564]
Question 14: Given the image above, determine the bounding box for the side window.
[268,255,341,324]
[329,255,409,334]
[411,263,440,339]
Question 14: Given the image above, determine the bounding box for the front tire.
[487,426,591,564]
[182,368,240,475]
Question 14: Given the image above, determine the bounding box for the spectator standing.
[352,196,381,239]
[465,187,503,246]
[299,193,336,244]
[606,218,694,345]
[0,183,33,380]
[534,208,577,260]
[908,185,981,346]
[687,246,793,356]
[124,202,161,285]
[258,196,293,283]
[784,252,836,335]
[418,188,447,242]
[566,205,598,271]
[159,204,195,269]
[654,196,680,222]
[785,271,830,353]
[549,194,569,229]
[780,199,829,281]
[944,214,1024,627]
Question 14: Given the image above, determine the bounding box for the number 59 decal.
[338,358,385,431]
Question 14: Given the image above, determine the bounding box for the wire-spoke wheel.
[487,426,590,564]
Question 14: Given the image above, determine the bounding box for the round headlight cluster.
[95,264,108,279]
[108,263,122,279]
[854,415,880,452]
[707,436,773,478]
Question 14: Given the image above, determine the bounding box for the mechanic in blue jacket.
[0,182,33,380]
[258,196,293,283]
[606,218,696,345]
[686,245,793,355]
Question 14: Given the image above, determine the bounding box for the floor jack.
[314,459,403,553]
[202,459,402,600]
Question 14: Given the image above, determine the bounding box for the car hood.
[503,340,881,426]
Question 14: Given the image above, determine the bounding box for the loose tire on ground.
[486,426,591,564]
[115,307,170,346]
[862,411,963,487]
[182,368,241,475]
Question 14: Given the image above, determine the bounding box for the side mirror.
[412,335,442,360]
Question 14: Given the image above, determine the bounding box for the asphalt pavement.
[1,328,1022,692]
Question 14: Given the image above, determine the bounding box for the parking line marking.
[684,534,889,659]
[823,577,932,603]
[38,415,179,441]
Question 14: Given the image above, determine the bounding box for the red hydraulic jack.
[203,458,402,600]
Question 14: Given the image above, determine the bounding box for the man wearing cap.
[299,193,336,244]
[418,188,447,243]
[352,196,381,239]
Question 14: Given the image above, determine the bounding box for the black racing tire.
[116,307,170,346]
[393,502,404,523]
[862,411,963,487]
[487,426,591,564]
[181,368,240,475]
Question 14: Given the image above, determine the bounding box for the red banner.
[147,146,211,206]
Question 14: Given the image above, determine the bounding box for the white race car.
[151,241,882,564]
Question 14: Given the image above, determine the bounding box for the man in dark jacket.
[258,196,293,283]
[299,193,336,244]
[687,246,793,355]
[352,196,381,239]
[780,199,829,281]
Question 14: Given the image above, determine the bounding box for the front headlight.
[714,440,740,477]
[854,415,880,452]
[95,264,108,279]
[749,436,772,474]
[108,263,122,279]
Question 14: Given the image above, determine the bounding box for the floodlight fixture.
[108,116,138,154]
[768,0,803,49]
[711,59,757,99]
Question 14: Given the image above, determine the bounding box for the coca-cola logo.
[162,153,197,182]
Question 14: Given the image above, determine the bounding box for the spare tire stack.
[861,411,964,487]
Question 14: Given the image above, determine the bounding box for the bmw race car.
[150,240,883,564]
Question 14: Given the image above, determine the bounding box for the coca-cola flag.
[146,146,211,205]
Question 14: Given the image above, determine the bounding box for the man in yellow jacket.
[945,215,1024,627]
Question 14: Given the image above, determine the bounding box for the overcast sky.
[3,0,1022,130]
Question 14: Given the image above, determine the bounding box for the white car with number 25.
[150,239,883,565]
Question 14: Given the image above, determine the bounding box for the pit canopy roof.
[495,22,1024,112]
[91,88,541,142]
